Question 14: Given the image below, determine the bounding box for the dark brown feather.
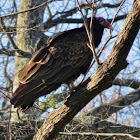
[10,17,106,111]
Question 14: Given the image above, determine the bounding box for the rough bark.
[33,0,140,139]
[11,0,46,122]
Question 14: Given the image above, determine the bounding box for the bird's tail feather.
[10,81,60,112]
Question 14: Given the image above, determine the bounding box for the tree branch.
[43,1,126,30]
[0,0,61,19]
[0,15,127,34]
[0,32,49,57]
[113,78,140,89]
[0,18,32,58]
[0,1,127,33]
[85,87,140,120]
[33,0,140,139]
[65,118,140,138]
[44,15,127,30]
[35,78,140,122]
[59,132,139,140]
[0,120,139,140]
[0,49,15,56]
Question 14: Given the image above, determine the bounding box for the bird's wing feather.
[18,28,92,84]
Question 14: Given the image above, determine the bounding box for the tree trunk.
[11,0,46,122]
[33,0,140,139]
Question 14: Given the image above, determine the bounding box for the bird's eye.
[99,18,105,25]
[100,21,105,24]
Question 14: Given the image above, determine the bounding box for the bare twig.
[0,89,11,100]
[109,0,126,35]
[0,18,18,52]
[0,18,32,58]
[89,1,100,65]
[110,0,126,26]
[83,0,126,77]
[76,0,100,67]
[86,87,140,120]
[73,0,125,88]
[46,4,52,19]
[0,0,61,19]
[75,0,122,86]
[59,132,140,139]
[0,49,15,56]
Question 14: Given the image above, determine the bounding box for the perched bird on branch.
[10,17,113,112]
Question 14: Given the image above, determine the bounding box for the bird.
[10,17,113,112]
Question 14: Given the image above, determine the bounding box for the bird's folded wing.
[18,28,92,85]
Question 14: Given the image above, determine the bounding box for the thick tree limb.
[35,78,140,115]
[33,0,140,139]
[113,78,140,89]
[83,87,140,120]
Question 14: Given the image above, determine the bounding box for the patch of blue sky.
[0,0,18,15]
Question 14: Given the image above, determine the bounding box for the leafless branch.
[76,0,100,67]
[0,89,11,100]
[0,119,139,139]
[65,118,140,138]
[110,0,126,26]
[0,0,61,19]
[59,132,140,140]
[0,18,32,58]
[113,78,140,89]
[85,87,140,120]
[0,49,15,56]
[0,15,127,34]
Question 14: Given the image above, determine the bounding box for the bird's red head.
[96,17,113,30]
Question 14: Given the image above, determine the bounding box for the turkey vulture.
[10,17,113,111]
